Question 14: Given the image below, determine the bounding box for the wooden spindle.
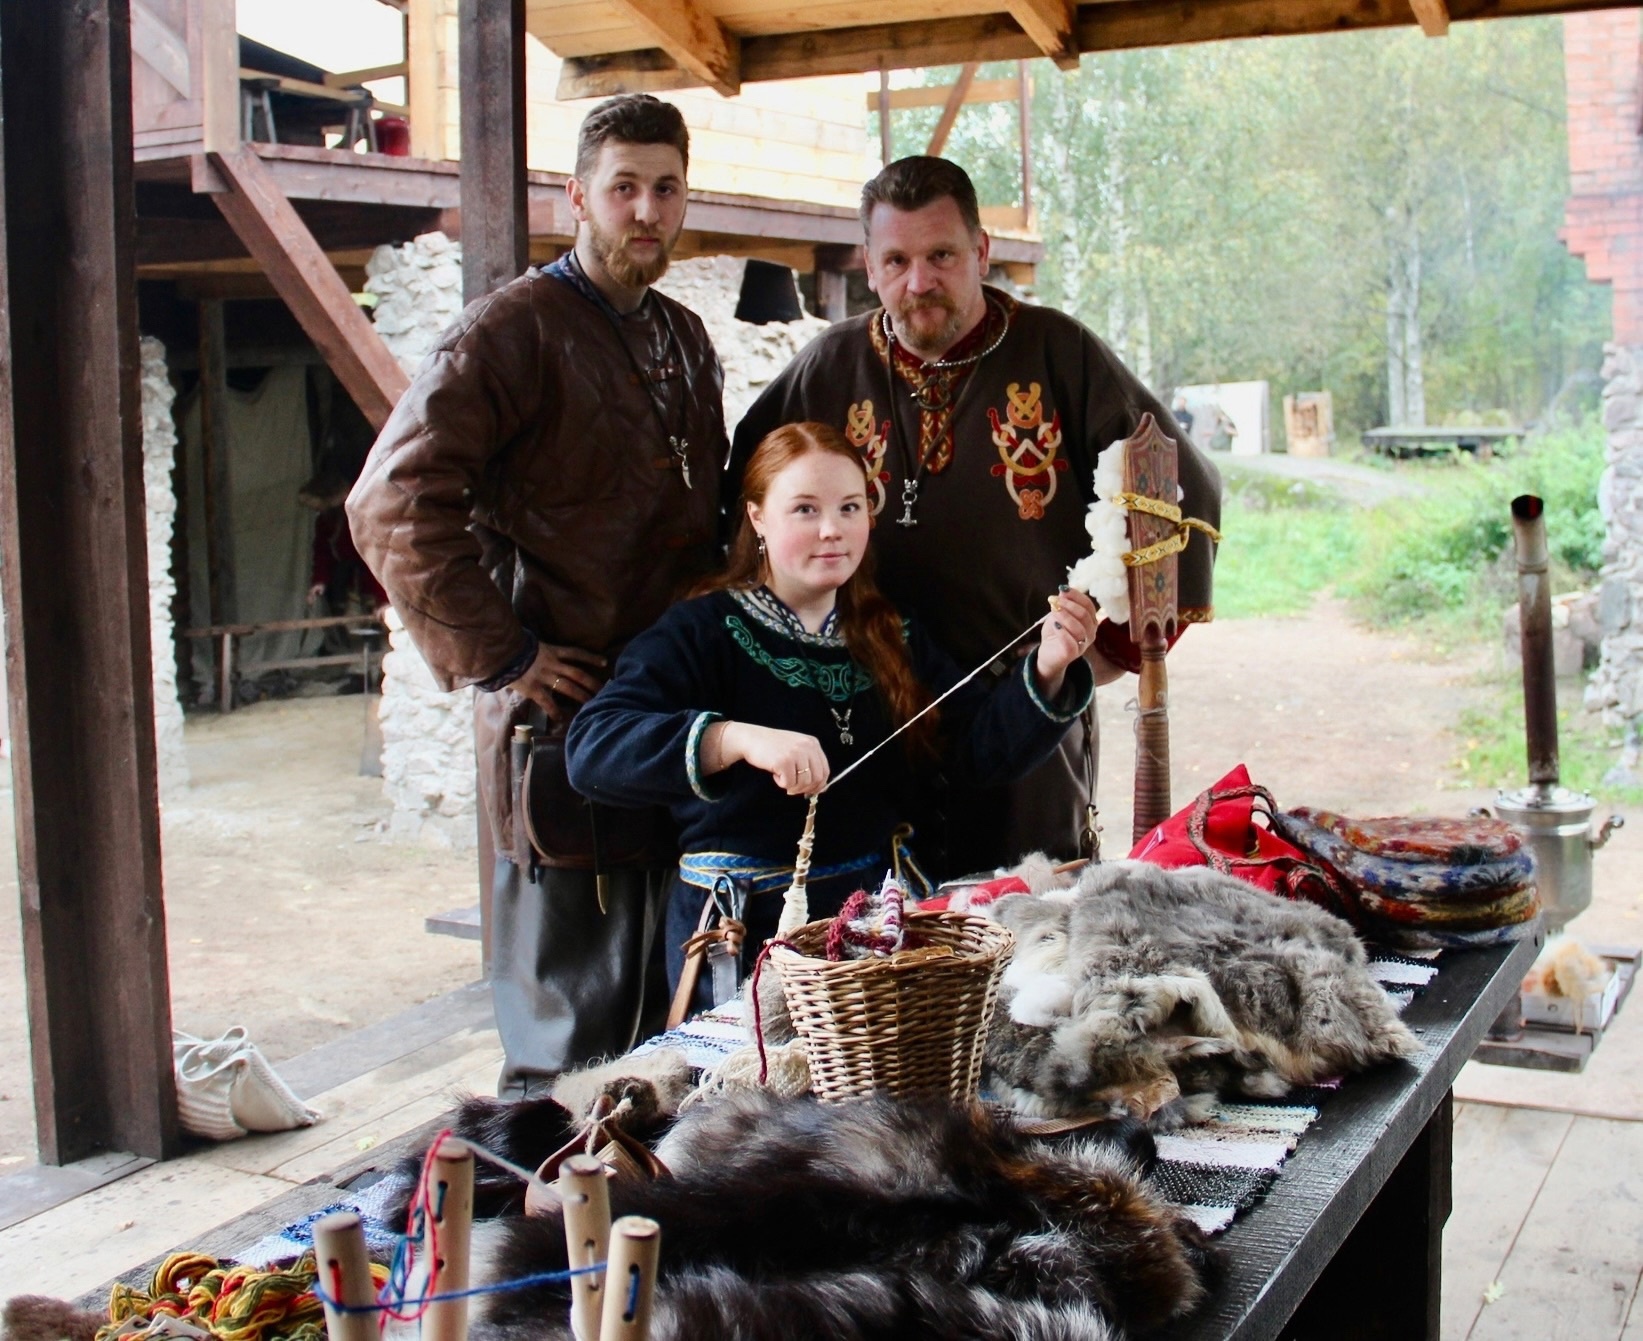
[598,1216,660,1341]
[313,1212,376,1341]
[425,1137,475,1341]
[560,1153,612,1341]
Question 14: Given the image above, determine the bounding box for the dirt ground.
[1,594,1638,1168]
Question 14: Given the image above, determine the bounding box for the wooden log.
[314,1211,378,1341]
[599,1216,661,1341]
[0,0,178,1164]
[425,1138,475,1341]
[459,0,527,305]
[560,1153,612,1341]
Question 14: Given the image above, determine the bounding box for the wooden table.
[1176,929,1542,1340]
[1361,426,1523,459]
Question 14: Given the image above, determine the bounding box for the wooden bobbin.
[559,1153,612,1341]
[313,1211,376,1341]
[598,1216,661,1341]
[425,1136,475,1341]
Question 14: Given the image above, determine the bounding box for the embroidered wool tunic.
[564,587,1093,872]
[729,288,1221,669]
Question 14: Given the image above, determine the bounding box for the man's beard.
[894,294,964,358]
[587,218,675,289]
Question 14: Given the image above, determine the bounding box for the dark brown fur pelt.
[1,1296,103,1341]
[385,1068,686,1226]
[985,862,1418,1123]
[476,1091,1218,1341]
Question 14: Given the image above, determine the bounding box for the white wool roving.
[1067,438,1132,625]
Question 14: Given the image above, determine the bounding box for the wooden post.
[198,298,235,703]
[314,1212,378,1341]
[459,0,527,305]
[560,1153,612,1341]
[425,1138,475,1341]
[813,267,847,322]
[878,67,892,166]
[0,0,179,1163]
[1017,61,1034,229]
[599,1216,660,1341]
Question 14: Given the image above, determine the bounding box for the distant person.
[1171,394,1195,439]
[1211,408,1239,453]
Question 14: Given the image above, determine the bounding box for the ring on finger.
[551,675,562,693]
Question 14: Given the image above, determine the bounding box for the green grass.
[1340,422,1605,635]
[1454,679,1643,807]
[1211,478,1356,620]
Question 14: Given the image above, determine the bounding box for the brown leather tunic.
[347,265,726,848]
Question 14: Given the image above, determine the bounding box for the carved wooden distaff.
[1122,414,1183,844]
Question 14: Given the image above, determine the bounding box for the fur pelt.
[986,861,1418,1121]
[385,1068,682,1225]
[477,1092,1215,1341]
[1,1296,102,1341]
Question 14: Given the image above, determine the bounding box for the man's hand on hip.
[513,642,606,721]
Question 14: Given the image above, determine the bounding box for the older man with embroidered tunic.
[730,156,1219,877]
[349,96,725,1093]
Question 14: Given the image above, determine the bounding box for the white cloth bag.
[173,1027,322,1141]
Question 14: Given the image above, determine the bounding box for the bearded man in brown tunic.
[349,97,725,1094]
[730,156,1220,878]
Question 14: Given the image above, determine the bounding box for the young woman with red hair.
[566,421,1096,1006]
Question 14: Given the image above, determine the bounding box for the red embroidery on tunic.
[988,381,1067,521]
[845,399,891,518]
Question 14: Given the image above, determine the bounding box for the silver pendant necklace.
[830,704,854,746]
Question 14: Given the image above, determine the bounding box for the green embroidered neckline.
[724,615,873,702]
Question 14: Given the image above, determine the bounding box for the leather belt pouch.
[517,722,673,871]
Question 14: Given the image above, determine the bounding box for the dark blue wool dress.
[565,586,1092,996]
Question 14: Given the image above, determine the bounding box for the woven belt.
[679,824,932,901]
[679,849,882,898]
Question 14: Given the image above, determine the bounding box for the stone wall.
[366,231,466,376]
[140,336,189,798]
[653,255,829,432]
[359,241,826,843]
[363,233,476,844]
[379,606,477,847]
[1584,344,1643,783]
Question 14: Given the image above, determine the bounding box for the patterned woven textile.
[1299,808,1526,863]
[1145,945,1438,1232]
[1273,808,1542,949]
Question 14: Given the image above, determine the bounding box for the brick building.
[1564,9,1643,775]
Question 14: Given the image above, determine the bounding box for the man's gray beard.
[894,300,964,359]
[588,219,673,289]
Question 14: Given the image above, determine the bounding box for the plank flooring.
[1446,1103,1643,1340]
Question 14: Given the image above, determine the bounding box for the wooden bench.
[1361,426,1524,459]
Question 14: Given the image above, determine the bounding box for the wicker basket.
[770,910,1014,1104]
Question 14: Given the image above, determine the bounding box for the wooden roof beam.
[868,77,1025,111]
[1009,0,1082,68]
[608,0,741,97]
[557,0,1629,96]
[1408,0,1450,33]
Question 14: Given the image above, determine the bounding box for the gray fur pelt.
[477,1091,1218,1340]
[986,861,1418,1121]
